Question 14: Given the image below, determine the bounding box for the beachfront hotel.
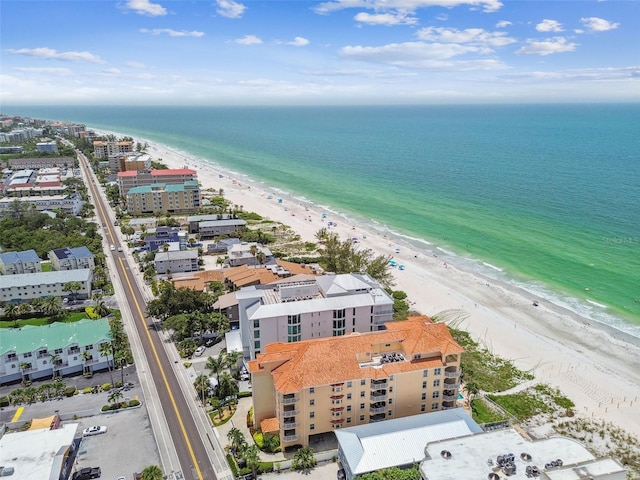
[248,316,464,449]
[92,139,133,159]
[125,181,201,215]
[236,273,394,359]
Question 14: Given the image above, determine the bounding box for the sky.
[1,0,638,105]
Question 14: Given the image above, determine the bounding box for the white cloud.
[580,17,620,32]
[516,37,577,56]
[233,35,263,45]
[124,0,167,16]
[436,14,448,21]
[500,66,640,82]
[126,61,147,68]
[102,68,122,75]
[354,12,418,26]
[140,28,205,37]
[417,27,516,47]
[14,67,72,75]
[314,0,503,15]
[496,20,512,28]
[285,37,310,47]
[7,47,105,64]
[216,0,246,19]
[536,19,564,32]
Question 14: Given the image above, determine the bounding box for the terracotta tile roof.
[260,417,280,434]
[249,316,463,393]
[170,269,225,291]
[117,171,138,177]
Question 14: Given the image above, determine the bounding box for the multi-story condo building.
[0,269,92,303]
[0,319,111,384]
[237,273,394,359]
[125,181,200,215]
[154,250,199,275]
[4,157,74,170]
[109,152,152,173]
[117,168,198,196]
[36,141,58,153]
[248,316,464,449]
[226,242,275,268]
[92,140,133,159]
[0,249,42,275]
[48,246,95,271]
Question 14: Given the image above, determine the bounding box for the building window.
[347,393,351,400]
[432,391,440,398]
[360,391,365,397]
[347,417,352,424]
[433,379,440,387]
[309,387,315,394]
[421,393,427,401]
[347,405,352,411]
[360,403,365,409]
[422,381,427,389]
[434,368,442,375]
[23,352,32,358]
[254,330,260,339]
[423,370,428,377]
[310,399,315,406]
[310,424,315,430]
[431,403,440,410]
[388,399,393,404]
[253,319,259,328]
[421,404,426,412]
[254,341,260,349]
[347,381,352,388]
[360,415,365,421]
[310,412,315,418]
[361,379,366,386]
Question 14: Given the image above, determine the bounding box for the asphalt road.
[78,152,217,480]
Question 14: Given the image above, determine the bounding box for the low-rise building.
[0,318,111,384]
[248,316,464,449]
[125,181,201,215]
[0,249,42,275]
[143,226,182,252]
[48,246,95,271]
[188,213,234,233]
[5,157,74,170]
[198,219,247,239]
[0,269,92,303]
[154,250,199,275]
[227,242,274,267]
[238,273,393,359]
[0,193,84,217]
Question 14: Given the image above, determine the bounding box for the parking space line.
[11,406,24,422]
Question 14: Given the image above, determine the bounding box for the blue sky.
[1,0,638,105]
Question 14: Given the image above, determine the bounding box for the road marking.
[118,257,204,480]
[82,154,203,479]
[11,406,24,422]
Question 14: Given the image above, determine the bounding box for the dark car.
[72,467,101,479]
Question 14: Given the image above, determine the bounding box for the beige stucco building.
[125,181,200,215]
[248,316,464,449]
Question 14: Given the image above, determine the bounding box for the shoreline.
[98,129,640,439]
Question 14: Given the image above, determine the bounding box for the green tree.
[42,296,62,318]
[243,444,261,480]
[49,353,62,379]
[3,303,19,321]
[217,373,239,401]
[62,281,82,302]
[227,426,246,455]
[292,446,316,472]
[194,374,211,406]
[140,465,164,480]
[98,342,115,386]
[81,350,93,375]
[205,354,226,393]
[108,389,123,406]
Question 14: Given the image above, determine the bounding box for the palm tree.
[42,296,62,318]
[249,244,258,265]
[217,372,239,401]
[98,342,115,386]
[114,349,128,385]
[30,297,45,315]
[3,303,19,321]
[256,251,265,265]
[94,297,110,318]
[292,446,316,472]
[140,465,163,480]
[193,374,210,406]
[225,350,243,372]
[205,354,226,392]
[63,281,82,302]
[49,353,62,379]
[19,362,30,383]
[81,350,93,375]
[108,389,123,407]
[227,427,247,455]
[243,444,261,480]
[17,302,32,317]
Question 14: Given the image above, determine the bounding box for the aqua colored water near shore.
[7,105,640,335]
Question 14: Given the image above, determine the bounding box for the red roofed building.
[117,168,198,196]
[248,316,464,448]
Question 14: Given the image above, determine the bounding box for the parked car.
[194,346,206,357]
[72,467,101,479]
[204,338,215,347]
[82,425,107,437]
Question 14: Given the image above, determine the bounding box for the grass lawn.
[471,397,508,424]
[0,311,90,328]
[210,406,237,427]
[41,262,53,272]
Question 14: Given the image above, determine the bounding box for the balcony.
[282,422,299,429]
[283,435,299,442]
[443,380,460,389]
[442,393,456,401]
[330,419,345,425]
[444,370,459,378]
[370,391,387,402]
[282,396,298,405]
[369,413,386,423]
[37,353,49,359]
[330,406,344,412]
[282,408,299,416]
[370,406,386,414]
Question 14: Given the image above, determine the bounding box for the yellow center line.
[82,154,203,479]
[11,406,24,422]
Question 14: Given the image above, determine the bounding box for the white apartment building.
[226,242,275,267]
[237,273,394,359]
[0,269,92,303]
[154,250,199,275]
[0,319,111,384]
[92,140,133,159]
[0,249,42,275]
[48,246,95,271]
[0,194,84,217]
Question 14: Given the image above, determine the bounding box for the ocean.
[5,104,640,336]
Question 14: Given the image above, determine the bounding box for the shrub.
[0,396,8,407]
[115,381,123,388]
[183,362,192,368]
[101,383,112,391]
[64,387,77,397]
[128,399,140,407]
[82,387,93,394]
[238,391,252,398]
[101,405,111,412]
[226,454,239,477]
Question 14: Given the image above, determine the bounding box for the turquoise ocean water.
[6,105,640,336]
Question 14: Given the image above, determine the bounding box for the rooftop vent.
[521,452,532,461]
[440,450,452,459]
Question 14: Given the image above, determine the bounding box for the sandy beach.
[134,138,640,439]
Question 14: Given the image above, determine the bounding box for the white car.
[194,346,206,357]
[110,245,115,251]
[82,425,108,437]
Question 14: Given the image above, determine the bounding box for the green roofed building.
[125,180,201,215]
[0,318,111,384]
